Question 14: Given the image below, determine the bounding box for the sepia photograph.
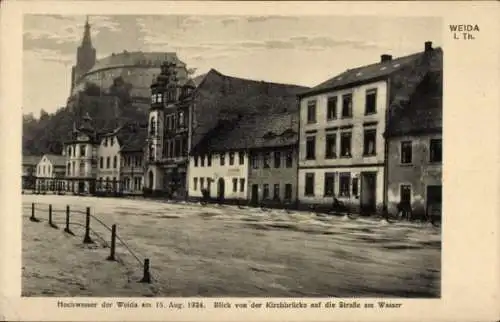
[20,14,444,298]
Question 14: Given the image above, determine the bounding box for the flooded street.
[22,195,441,297]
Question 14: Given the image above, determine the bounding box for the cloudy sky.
[23,14,442,117]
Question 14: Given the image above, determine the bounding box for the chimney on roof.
[425,41,433,52]
[380,54,393,63]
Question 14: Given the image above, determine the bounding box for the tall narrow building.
[71,16,97,93]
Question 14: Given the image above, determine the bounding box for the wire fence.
[25,202,161,285]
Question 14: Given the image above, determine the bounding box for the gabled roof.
[43,154,67,167]
[299,46,442,97]
[23,155,41,166]
[386,70,442,137]
[192,112,299,154]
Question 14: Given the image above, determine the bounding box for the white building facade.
[97,134,122,191]
[298,80,388,213]
[188,151,249,202]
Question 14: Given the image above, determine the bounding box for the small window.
[220,153,225,166]
[306,136,316,160]
[339,173,350,197]
[273,184,280,200]
[263,184,270,200]
[80,145,86,157]
[429,139,442,163]
[363,129,376,156]
[325,133,337,159]
[324,172,335,196]
[285,150,293,168]
[263,152,271,168]
[401,141,413,164]
[305,173,315,196]
[251,153,259,169]
[340,132,352,158]
[400,185,411,203]
[207,154,212,167]
[274,151,281,168]
[342,94,353,118]
[229,152,235,165]
[194,156,198,167]
[200,155,205,167]
[239,178,245,192]
[238,151,245,165]
[113,156,117,168]
[106,157,110,168]
[307,100,317,123]
[200,177,205,189]
[99,157,103,169]
[327,96,337,120]
[193,177,198,190]
[365,89,377,115]
[232,178,238,192]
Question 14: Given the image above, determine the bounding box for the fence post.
[139,258,151,283]
[29,203,40,222]
[64,205,74,235]
[106,224,117,261]
[83,207,94,244]
[48,204,58,229]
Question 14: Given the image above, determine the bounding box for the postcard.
[0,1,499,321]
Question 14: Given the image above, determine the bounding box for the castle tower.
[71,16,97,92]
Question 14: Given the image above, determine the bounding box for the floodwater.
[22,194,441,297]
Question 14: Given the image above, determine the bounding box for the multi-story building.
[64,114,100,194]
[146,66,308,198]
[145,61,192,198]
[22,155,40,190]
[96,131,122,192]
[297,41,442,214]
[386,68,442,219]
[119,126,147,195]
[188,112,299,207]
[188,118,249,203]
[35,154,66,192]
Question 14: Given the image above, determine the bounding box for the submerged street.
[22,194,441,297]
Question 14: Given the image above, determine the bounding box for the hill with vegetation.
[23,77,149,156]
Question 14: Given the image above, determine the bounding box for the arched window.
[106,156,110,168]
[150,116,156,136]
[113,156,117,168]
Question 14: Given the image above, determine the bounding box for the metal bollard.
[64,205,74,235]
[30,203,40,222]
[48,204,58,229]
[139,258,151,283]
[83,207,93,244]
[106,224,117,261]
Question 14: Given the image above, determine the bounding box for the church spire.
[75,15,96,77]
[81,15,92,47]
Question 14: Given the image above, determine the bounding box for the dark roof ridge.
[215,69,309,90]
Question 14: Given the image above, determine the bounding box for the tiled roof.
[193,112,299,154]
[44,154,67,167]
[299,46,442,97]
[23,155,41,166]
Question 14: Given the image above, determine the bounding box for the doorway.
[217,178,225,202]
[251,184,259,205]
[426,185,442,218]
[78,181,85,194]
[148,171,154,189]
[360,172,377,213]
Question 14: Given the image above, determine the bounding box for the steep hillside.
[22,78,148,155]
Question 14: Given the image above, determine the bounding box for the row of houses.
[23,41,442,218]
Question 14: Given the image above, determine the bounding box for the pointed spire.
[81,15,92,47]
